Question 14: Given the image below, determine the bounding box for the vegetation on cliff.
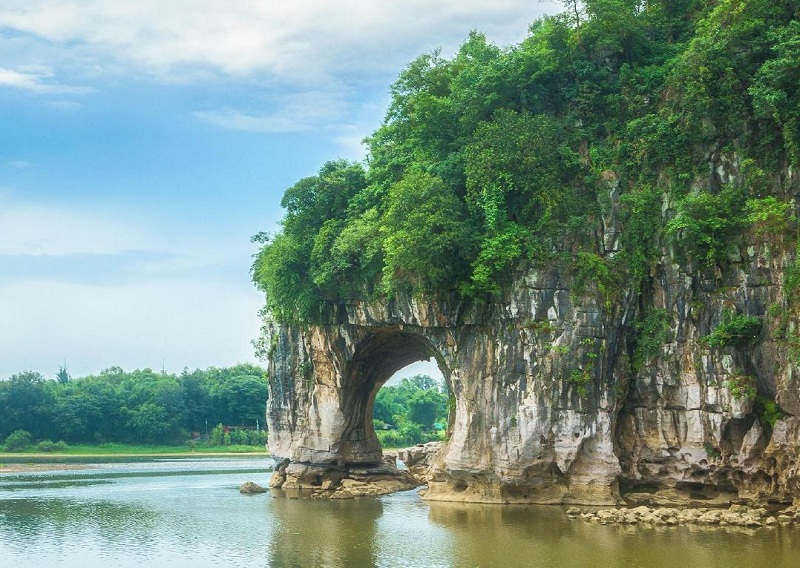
[252,0,799,325]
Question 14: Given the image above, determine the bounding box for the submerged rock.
[567,504,797,529]
[239,481,267,494]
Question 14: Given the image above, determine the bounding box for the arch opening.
[373,358,450,451]
[338,330,452,464]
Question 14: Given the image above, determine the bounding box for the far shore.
[0,443,270,469]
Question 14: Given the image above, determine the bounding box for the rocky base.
[269,459,421,499]
[394,442,443,484]
[566,504,800,528]
[420,477,618,505]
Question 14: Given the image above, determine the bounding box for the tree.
[380,169,475,295]
[56,365,70,384]
[407,389,441,430]
[4,429,33,451]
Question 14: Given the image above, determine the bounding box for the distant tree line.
[373,375,450,447]
[0,365,268,447]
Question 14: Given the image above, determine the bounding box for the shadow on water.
[267,492,383,568]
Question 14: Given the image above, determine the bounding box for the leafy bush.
[725,376,757,401]
[36,440,68,452]
[755,396,787,427]
[633,309,671,369]
[209,423,225,446]
[4,429,32,451]
[666,186,749,267]
[701,311,762,349]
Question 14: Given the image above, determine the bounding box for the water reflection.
[426,500,800,568]
[267,492,382,567]
[2,460,800,568]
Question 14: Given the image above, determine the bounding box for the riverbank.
[0,443,269,469]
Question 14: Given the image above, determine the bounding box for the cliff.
[265,160,800,506]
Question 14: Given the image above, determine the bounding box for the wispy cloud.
[6,160,31,169]
[0,198,154,256]
[193,108,309,134]
[194,89,346,133]
[46,100,82,111]
[0,66,91,94]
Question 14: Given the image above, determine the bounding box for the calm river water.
[1,457,799,567]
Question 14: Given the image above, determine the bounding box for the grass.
[0,442,268,461]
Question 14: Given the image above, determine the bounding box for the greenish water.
[1,458,799,567]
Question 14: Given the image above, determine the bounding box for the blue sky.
[0,0,560,378]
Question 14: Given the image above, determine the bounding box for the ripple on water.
[2,459,800,568]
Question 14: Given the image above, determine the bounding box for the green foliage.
[725,375,757,401]
[56,366,70,384]
[573,252,619,308]
[36,440,68,452]
[633,309,671,368]
[745,196,793,237]
[373,375,449,446]
[786,242,800,298]
[380,169,474,295]
[252,1,799,324]
[0,365,269,446]
[701,310,762,349]
[4,429,32,451]
[568,368,592,398]
[666,185,749,267]
[750,20,800,164]
[209,423,225,446]
[755,395,787,427]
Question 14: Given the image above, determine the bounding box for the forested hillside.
[0,365,268,446]
[252,0,799,329]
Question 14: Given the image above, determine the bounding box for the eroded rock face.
[265,267,630,505]
[264,163,800,506]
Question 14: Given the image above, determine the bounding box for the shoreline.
[0,450,270,469]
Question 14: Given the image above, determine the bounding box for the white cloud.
[0,66,91,93]
[0,1,561,81]
[46,100,82,111]
[194,88,346,133]
[0,198,154,255]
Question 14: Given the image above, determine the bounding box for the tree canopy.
[0,365,268,446]
[252,0,799,325]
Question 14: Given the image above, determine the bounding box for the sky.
[0,0,560,378]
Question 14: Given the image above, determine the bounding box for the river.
[1,457,798,567]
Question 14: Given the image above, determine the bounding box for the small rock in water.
[239,481,267,494]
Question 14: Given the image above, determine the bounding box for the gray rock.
[261,160,800,505]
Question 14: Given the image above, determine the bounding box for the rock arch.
[339,330,451,464]
[264,284,624,503]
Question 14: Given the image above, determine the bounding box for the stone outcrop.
[239,481,267,494]
[566,503,800,528]
[397,442,443,484]
[269,459,419,499]
[264,159,800,506]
